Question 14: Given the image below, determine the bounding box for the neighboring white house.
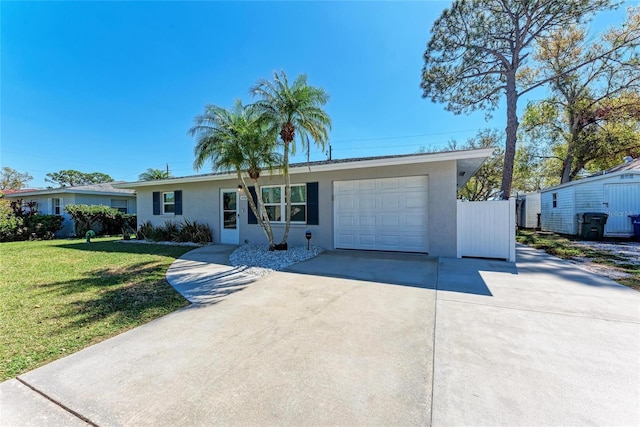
[540,157,640,238]
[116,149,493,258]
[516,191,541,229]
[2,182,137,237]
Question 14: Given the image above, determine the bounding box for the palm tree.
[250,71,331,247]
[189,100,281,248]
[138,168,171,181]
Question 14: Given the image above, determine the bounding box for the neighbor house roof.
[1,182,136,198]
[541,157,640,192]
[114,148,494,190]
[588,157,640,176]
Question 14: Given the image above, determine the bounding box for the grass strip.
[516,230,639,291]
[0,237,194,381]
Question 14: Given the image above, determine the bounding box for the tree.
[421,0,619,198]
[189,100,281,249]
[45,170,114,187]
[444,129,505,200]
[0,167,33,190]
[138,168,172,181]
[520,8,640,182]
[250,71,331,247]
[511,138,560,192]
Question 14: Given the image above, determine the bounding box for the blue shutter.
[306,182,319,225]
[174,190,182,215]
[247,186,257,224]
[152,192,160,215]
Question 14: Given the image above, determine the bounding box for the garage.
[333,176,429,252]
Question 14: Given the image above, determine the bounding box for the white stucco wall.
[134,159,460,257]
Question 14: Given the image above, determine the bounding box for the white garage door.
[334,176,429,252]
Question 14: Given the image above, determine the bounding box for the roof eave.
[114,148,495,189]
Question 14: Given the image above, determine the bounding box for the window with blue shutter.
[153,192,161,215]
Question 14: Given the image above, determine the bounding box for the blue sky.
[1,1,635,188]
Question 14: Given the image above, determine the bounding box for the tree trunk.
[561,112,580,184]
[500,74,519,200]
[279,143,292,247]
[238,172,274,249]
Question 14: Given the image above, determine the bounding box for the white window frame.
[261,184,306,223]
[552,193,558,208]
[51,198,61,215]
[162,192,175,214]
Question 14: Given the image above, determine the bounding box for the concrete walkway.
[1,245,639,426]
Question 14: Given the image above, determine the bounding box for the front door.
[220,189,239,244]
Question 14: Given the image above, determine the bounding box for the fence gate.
[457,199,516,262]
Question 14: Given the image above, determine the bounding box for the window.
[552,193,557,208]
[163,192,175,214]
[261,184,306,223]
[111,199,128,214]
[51,198,61,215]
[21,200,38,214]
[152,190,182,215]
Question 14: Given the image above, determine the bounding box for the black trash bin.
[629,215,640,242]
[580,212,608,240]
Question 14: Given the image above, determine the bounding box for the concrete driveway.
[1,245,639,426]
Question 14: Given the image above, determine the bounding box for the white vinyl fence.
[457,198,516,262]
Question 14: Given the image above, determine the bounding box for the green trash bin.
[579,212,608,240]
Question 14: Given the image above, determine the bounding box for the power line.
[329,128,482,144]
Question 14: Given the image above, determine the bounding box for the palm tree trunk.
[279,143,292,247]
[238,172,274,248]
[254,181,275,248]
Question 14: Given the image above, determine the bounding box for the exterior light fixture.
[305,229,312,250]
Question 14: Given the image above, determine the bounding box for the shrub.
[0,199,24,242]
[0,199,63,242]
[178,219,213,244]
[64,204,137,237]
[23,214,64,239]
[137,221,155,241]
[136,219,212,244]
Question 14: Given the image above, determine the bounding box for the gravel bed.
[229,244,324,276]
[569,240,639,280]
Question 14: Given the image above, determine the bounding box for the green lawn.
[517,230,640,291]
[0,237,195,381]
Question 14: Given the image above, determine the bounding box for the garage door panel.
[359,197,376,209]
[359,216,376,227]
[358,179,376,191]
[382,216,400,227]
[382,196,400,208]
[334,176,429,253]
[405,197,425,208]
[337,215,355,227]
[381,179,400,190]
[405,176,427,188]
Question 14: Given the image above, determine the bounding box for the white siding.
[541,172,640,237]
[574,180,605,213]
[604,183,640,237]
[541,187,576,234]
